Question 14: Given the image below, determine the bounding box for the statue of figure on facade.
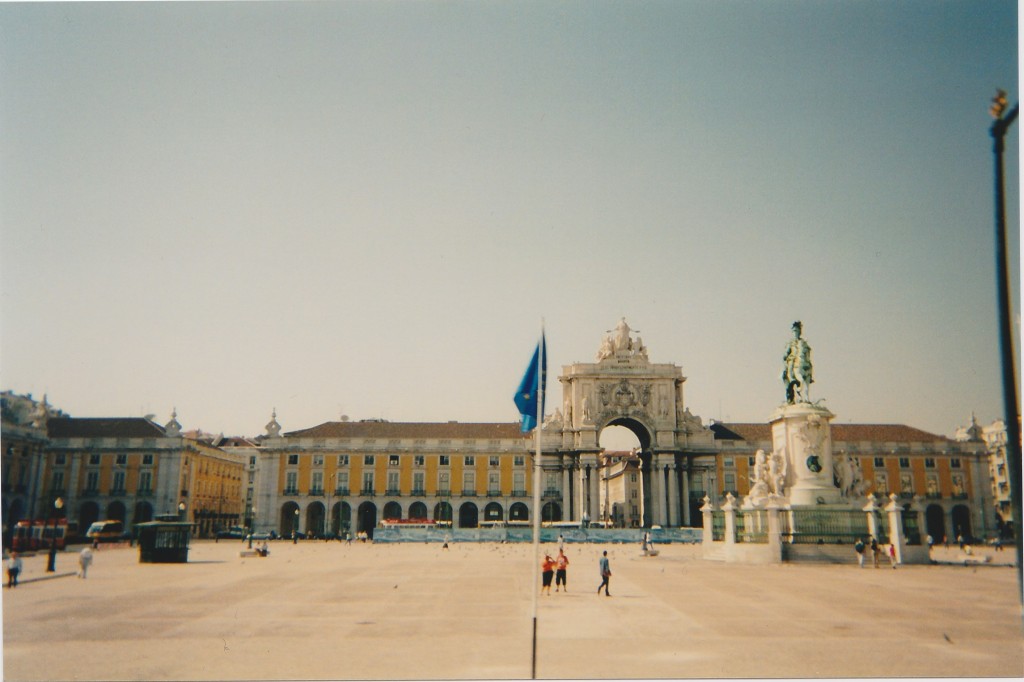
[581,395,592,423]
[635,336,648,359]
[596,335,614,361]
[781,321,813,404]
[613,317,632,352]
[543,409,563,430]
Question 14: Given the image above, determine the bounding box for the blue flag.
[514,334,547,432]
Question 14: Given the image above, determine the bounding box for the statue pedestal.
[769,403,841,507]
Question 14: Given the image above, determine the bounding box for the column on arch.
[561,456,571,522]
[588,457,600,523]
[650,454,665,526]
[667,460,680,527]
[681,467,691,526]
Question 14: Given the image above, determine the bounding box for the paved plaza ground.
[2,539,1022,681]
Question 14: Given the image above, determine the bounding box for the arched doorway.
[79,502,100,532]
[339,502,351,537]
[433,501,452,525]
[306,502,325,537]
[107,501,127,525]
[925,504,946,542]
[383,501,402,520]
[133,501,154,527]
[280,502,300,538]
[408,501,428,520]
[952,505,973,542]
[599,417,657,527]
[509,502,529,522]
[542,501,561,523]
[484,502,503,523]
[357,501,377,538]
[459,502,479,528]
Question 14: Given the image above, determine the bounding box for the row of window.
[286,453,527,467]
[49,469,153,493]
[284,469,528,495]
[721,455,962,469]
[54,453,155,466]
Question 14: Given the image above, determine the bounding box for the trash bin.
[135,521,191,563]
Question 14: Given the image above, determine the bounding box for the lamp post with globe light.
[45,497,64,572]
[989,88,1022,601]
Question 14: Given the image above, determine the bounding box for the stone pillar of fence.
[885,492,905,563]
[700,495,714,545]
[766,495,784,562]
[863,493,879,541]
[722,493,737,545]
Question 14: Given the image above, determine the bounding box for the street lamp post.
[45,497,64,573]
[248,506,256,549]
[989,89,1022,600]
[293,508,299,544]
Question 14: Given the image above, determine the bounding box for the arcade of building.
[1,320,1012,547]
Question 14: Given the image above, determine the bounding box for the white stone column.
[561,460,571,520]
[700,495,714,547]
[766,496,783,562]
[722,493,737,545]
[667,463,680,527]
[577,464,587,522]
[650,456,663,526]
[658,460,668,526]
[863,494,880,540]
[682,468,691,526]
[885,493,905,564]
[588,460,600,523]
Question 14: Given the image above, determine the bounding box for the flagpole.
[530,329,543,680]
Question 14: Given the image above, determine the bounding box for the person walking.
[541,554,555,595]
[854,538,866,568]
[78,546,93,578]
[597,550,611,596]
[870,537,880,568]
[555,549,569,592]
[6,552,22,588]
[888,543,897,569]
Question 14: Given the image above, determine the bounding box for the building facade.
[251,418,530,538]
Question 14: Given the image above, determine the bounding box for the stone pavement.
[2,540,1021,681]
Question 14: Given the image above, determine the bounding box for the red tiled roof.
[713,422,950,443]
[284,421,527,440]
[47,417,166,439]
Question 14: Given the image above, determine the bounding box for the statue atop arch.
[596,318,648,361]
[781,321,813,404]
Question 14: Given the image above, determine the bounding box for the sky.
[1,0,1019,446]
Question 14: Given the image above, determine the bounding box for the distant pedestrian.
[78,547,93,578]
[555,549,569,592]
[442,533,450,550]
[541,554,555,595]
[7,552,22,588]
[942,535,949,550]
[957,534,965,550]
[854,538,866,568]
[597,550,611,596]
[870,537,880,568]
[888,543,897,569]
[926,535,934,551]
[557,534,565,550]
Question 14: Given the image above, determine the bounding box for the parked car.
[216,526,248,540]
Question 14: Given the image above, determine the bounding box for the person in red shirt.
[555,549,570,592]
[541,554,555,595]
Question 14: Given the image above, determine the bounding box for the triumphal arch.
[538,319,716,528]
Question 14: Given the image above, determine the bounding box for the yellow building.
[252,418,530,538]
[38,411,244,538]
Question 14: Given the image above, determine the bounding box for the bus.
[86,520,127,543]
[12,519,70,551]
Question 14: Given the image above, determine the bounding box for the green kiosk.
[135,520,192,563]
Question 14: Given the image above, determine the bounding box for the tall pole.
[527,327,546,680]
[989,89,1022,604]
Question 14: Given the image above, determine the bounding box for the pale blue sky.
[1,1,1018,442]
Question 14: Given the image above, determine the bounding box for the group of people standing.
[854,537,897,568]
[540,544,612,597]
